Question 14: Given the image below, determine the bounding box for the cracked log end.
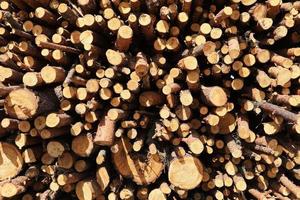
[112,137,164,185]
[4,88,38,120]
[0,142,23,180]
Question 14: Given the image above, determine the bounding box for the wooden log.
[0,85,22,97]
[40,127,68,139]
[94,115,116,146]
[271,94,300,107]
[57,151,76,169]
[0,142,23,181]
[1,0,300,198]
[15,133,40,149]
[214,7,232,23]
[96,166,110,191]
[46,113,71,128]
[58,3,78,24]
[23,72,44,87]
[36,41,81,54]
[22,146,42,163]
[278,174,300,198]
[46,140,65,158]
[168,155,203,190]
[135,52,149,77]
[72,133,95,157]
[111,137,164,185]
[226,135,242,158]
[115,25,133,52]
[182,132,204,155]
[35,7,56,25]
[148,188,166,200]
[96,149,107,165]
[255,101,300,124]
[4,88,58,120]
[75,179,101,200]
[0,66,23,83]
[1,118,19,130]
[78,0,96,14]
[105,49,126,66]
[271,54,293,69]
[75,160,90,172]
[0,176,30,198]
[139,13,154,40]
[248,188,267,200]
[177,56,198,70]
[57,172,87,186]
[11,29,34,41]
[18,120,31,133]
[200,85,227,107]
[233,174,247,191]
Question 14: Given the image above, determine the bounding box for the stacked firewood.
[0,0,300,199]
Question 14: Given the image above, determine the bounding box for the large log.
[111,137,164,185]
[168,155,203,190]
[4,88,58,120]
[0,142,23,180]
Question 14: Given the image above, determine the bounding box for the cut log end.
[46,141,65,158]
[72,134,94,157]
[75,179,101,200]
[4,88,38,120]
[168,156,203,190]
[112,137,164,185]
[201,86,228,107]
[0,142,23,180]
[1,183,23,197]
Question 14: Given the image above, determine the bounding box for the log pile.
[0,0,300,199]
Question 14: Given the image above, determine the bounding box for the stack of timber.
[0,0,300,199]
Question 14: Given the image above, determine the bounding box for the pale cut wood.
[279,174,300,198]
[41,66,65,84]
[72,133,94,157]
[115,25,133,52]
[57,172,87,186]
[23,72,44,87]
[46,113,71,128]
[58,3,78,24]
[46,141,65,158]
[75,179,101,200]
[0,176,29,198]
[112,137,164,185]
[4,88,58,120]
[148,189,166,200]
[201,85,227,107]
[15,133,40,149]
[96,166,110,191]
[0,142,23,181]
[168,155,203,190]
[94,115,116,146]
